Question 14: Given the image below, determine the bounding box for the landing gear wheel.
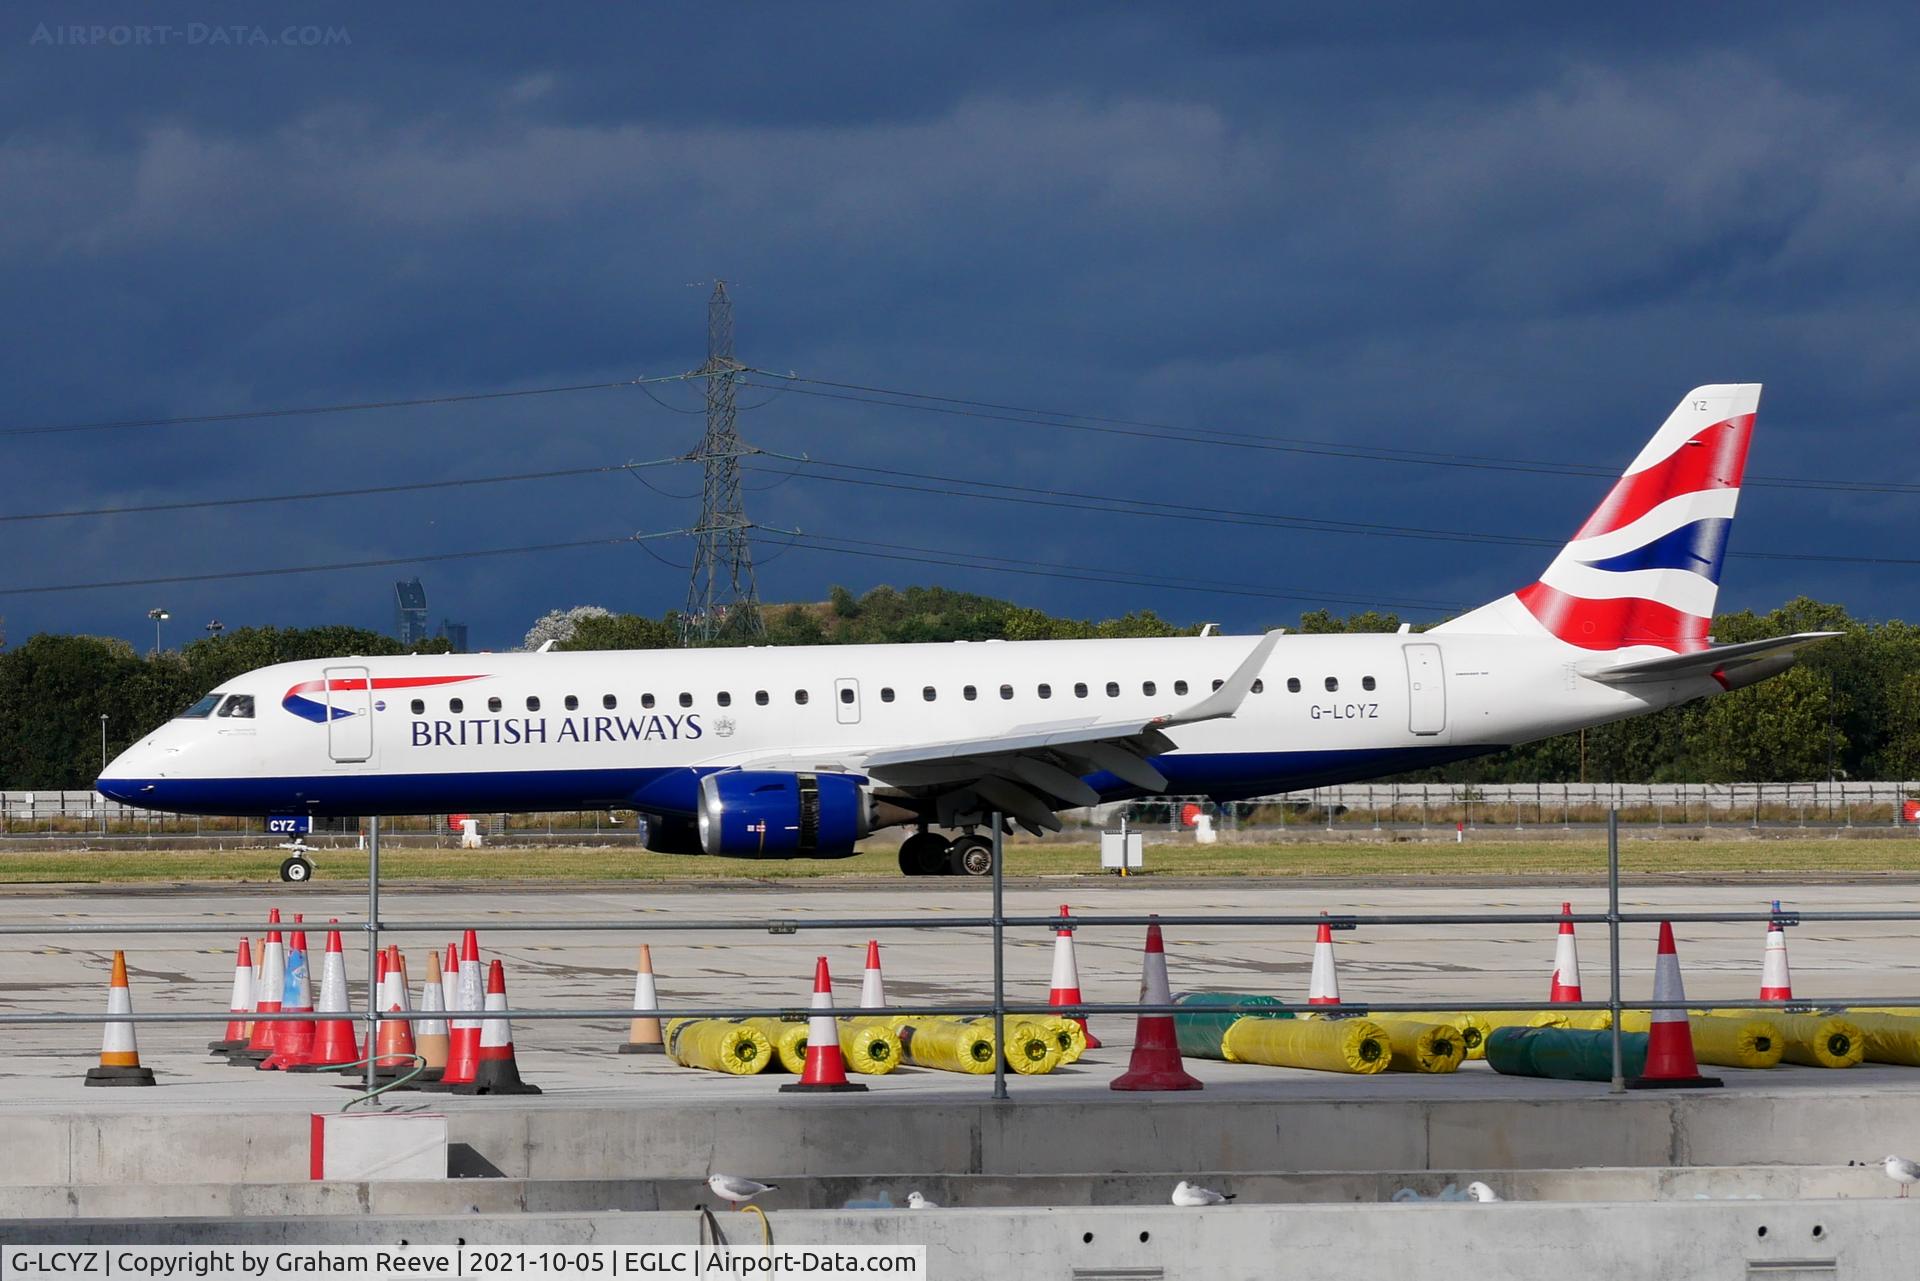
[279,857,313,884]
[948,835,994,877]
[898,832,952,877]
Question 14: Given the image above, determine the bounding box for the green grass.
[0,837,1916,884]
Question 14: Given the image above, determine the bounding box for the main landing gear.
[897,830,995,877]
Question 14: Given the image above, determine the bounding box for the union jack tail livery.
[1438,385,1759,653]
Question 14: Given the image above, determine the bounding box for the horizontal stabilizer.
[1581,632,1840,685]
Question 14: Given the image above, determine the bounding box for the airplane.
[98,384,1835,881]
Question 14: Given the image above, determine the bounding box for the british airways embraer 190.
[99,385,1833,878]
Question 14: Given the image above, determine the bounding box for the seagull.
[1171,1180,1235,1207]
[1466,1182,1502,1203]
[1885,1156,1920,1198]
[708,1174,777,1206]
[907,1191,938,1209]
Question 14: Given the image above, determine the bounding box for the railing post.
[990,812,1008,1102]
[1608,808,1624,1094]
[366,814,381,1091]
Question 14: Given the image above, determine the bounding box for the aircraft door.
[834,677,861,726]
[1402,644,1446,736]
[323,665,375,763]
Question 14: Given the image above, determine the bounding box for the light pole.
[99,714,109,835]
[146,608,169,654]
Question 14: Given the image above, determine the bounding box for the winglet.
[1156,630,1283,728]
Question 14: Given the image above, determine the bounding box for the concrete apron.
[5,1202,1914,1280]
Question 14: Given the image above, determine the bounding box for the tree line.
[1,588,1913,789]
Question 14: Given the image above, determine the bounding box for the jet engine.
[696,770,872,858]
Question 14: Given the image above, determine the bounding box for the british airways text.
[409,714,703,747]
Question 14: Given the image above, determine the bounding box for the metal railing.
[5,811,1920,1099]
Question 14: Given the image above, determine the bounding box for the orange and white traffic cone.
[619,944,664,1054]
[1307,913,1341,1006]
[859,940,886,1011]
[260,925,316,1070]
[1048,904,1100,1048]
[780,957,867,1093]
[291,922,357,1071]
[209,938,254,1053]
[371,945,420,1081]
[86,951,156,1086]
[1111,917,1202,1091]
[415,949,449,1076]
[454,959,542,1095]
[1550,901,1583,1003]
[234,911,285,1063]
[1629,922,1722,1090]
[1760,901,1793,1002]
[428,930,484,1088]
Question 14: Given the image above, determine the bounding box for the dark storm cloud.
[2,3,1916,652]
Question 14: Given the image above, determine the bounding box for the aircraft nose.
[96,743,158,805]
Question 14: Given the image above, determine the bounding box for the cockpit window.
[177,694,221,719]
[217,695,255,719]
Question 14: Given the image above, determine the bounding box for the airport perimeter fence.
[4,812,1920,1098]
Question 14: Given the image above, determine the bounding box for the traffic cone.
[1760,902,1793,1002]
[1550,902,1584,1003]
[290,923,357,1071]
[234,911,285,1063]
[428,930,484,1088]
[1048,904,1101,1048]
[415,952,449,1077]
[372,945,420,1079]
[860,940,886,1010]
[85,951,155,1086]
[1111,917,1202,1091]
[260,926,316,1070]
[209,938,254,1053]
[441,942,460,1016]
[618,944,664,1054]
[454,959,542,1095]
[1629,922,1722,1090]
[1308,913,1341,1006]
[780,956,867,1093]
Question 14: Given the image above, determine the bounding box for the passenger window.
[526,696,541,712]
[488,697,503,713]
[604,694,619,710]
[177,694,221,719]
[1325,677,1339,692]
[880,687,895,703]
[565,695,579,711]
[1174,680,1188,696]
[218,695,255,719]
[410,699,425,715]
[795,689,809,705]
[923,686,937,702]
[1362,676,1376,691]
[964,685,978,701]
[1211,679,1223,691]
[450,698,464,714]
[755,690,769,706]
[1105,682,1119,697]
[717,692,731,707]
[1074,683,1088,698]
[1142,681,1156,697]
[1287,678,1301,693]
[1251,679,1264,694]
[641,694,655,709]
[1038,683,1052,699]
[679,693,693,708]
[999,684,1014,700]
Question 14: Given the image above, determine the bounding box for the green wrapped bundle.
[1173,992,1291,1061]
[1486,1025,1648,1081]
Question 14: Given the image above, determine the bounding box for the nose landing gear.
[278,841,315,883]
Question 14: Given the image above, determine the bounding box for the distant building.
[439,620,470,653]
[394,578,429,646]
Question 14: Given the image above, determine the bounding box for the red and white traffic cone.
[429,930,484,1088]
[619,944,664,1054]
[1550,902,1584,1003]
[291,922,357,1071]
[1048,904,1100,1048]
[209,938,254,1053]
[780,956,868,1093]
[415,949,449,1076]
[234,911,285,1063]
[860,939,886,1011]
[85,951,155,1086]
[1760,902,1793,1002]
[260,925,316,1070]
[1111,917,1202,1091]
[1308,913,1341,1006]
[440,942,460,1016]
[454,959,542,1095]
[1629,921,1722,1090]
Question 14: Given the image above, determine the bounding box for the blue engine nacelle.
[696,771,872,858]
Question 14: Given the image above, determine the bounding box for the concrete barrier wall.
[8,1092,1920,1187]
[6,1201,1914,1280]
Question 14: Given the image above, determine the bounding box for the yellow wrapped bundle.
[1766,1013,1865,1069]
[967,1018,1061,1075]
[735,1018,810,1073]
[1372,1019,1465,1073]
[1222,1015,1391,1074]
[1557,1010,1614,1031]
[837,1022,902,1075]
[1042,1016,1087,1064]
[1374,1010,1568,1059]
[896,1018,996,1074]
[1835,1013,1920,1067]
[665,1018,773,1075]
[1618,1012,1782,1068]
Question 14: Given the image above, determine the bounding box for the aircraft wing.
[1581,632,1841,686]
[851,630,1283,832]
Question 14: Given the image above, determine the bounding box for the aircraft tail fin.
[1434,384,1760,653]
